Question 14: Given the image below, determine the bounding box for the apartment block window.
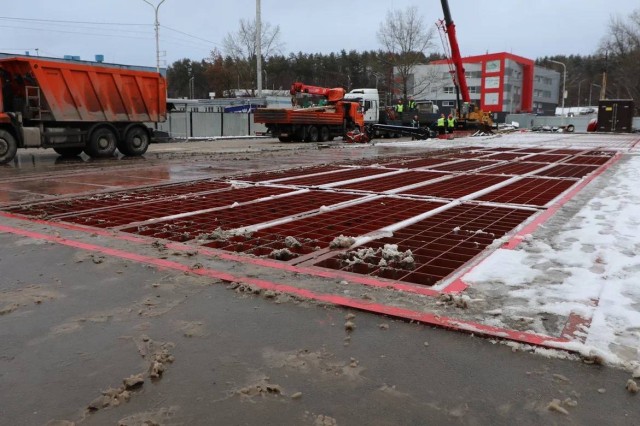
[442,101,455,107]
[444,86,455,94]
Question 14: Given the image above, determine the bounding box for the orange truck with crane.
[253,82,364,142]
[0,55,166,164]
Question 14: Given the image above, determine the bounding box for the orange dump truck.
[254,83,364,142]
[0,56,166,164]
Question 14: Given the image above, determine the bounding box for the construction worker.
[411,115,420,140]
[408,96,416,110]
[447,113,456,134]
[437,113,446,136]
[395,99,404,114]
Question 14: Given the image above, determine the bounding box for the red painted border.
[0,223,569,348]
[0,211,442,298]
[0,211,148,243]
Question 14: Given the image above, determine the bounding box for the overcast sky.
[1,0,636,67]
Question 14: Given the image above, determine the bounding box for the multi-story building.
[407,52,561,118]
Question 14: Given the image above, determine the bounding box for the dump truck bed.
[0,57,166,123]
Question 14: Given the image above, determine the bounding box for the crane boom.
[440,0,470,103]
[290,82,346,103]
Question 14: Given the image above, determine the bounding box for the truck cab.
[344,89,380,124]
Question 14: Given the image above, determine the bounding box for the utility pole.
[589,83,601,107]
[600,51,608,100]
[549,59,566,118]
[256,0,263,97]
[142,0,166,73]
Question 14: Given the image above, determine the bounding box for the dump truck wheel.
[86,127,117,158]
[53,147,84,157]
[0,129,18,164]
[120,127,150,156]
[306,125,319,142]
[319,126,330,142]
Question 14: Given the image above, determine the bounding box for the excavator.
[437,0,493,131]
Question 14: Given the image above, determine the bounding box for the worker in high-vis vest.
[395,99,404,113]
[437,113,446,135]
[447,114,456,133]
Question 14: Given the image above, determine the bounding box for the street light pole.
[142,0,166,73]
[589,83,601,107]
[577,79,587,108]
[548,60,566,119]
[256,0,262,97]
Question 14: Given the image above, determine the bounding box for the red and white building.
[408,52,561,117]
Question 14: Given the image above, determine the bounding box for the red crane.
[436,0,493,130]
[289,82,345,103]
[438,0,470,104]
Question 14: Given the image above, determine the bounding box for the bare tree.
[600,9,640,101]
[223,19,283,93]
[377,6,436,102]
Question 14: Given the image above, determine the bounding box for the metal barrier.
[154,111,268,139]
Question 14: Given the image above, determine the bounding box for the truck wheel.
[120,126,150,156]
[53,147,84,157]
[0,129,18,164]
[86,127,117,158]
[565,124,575,133]
[319,126,330,142]
[306,126,319,142]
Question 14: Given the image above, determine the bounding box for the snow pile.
[284,236,302,249]
[464,154,640,367]
[340,244,415,270]
[269,248,295,261]
[330,235,356,249]
[196,227,253,241]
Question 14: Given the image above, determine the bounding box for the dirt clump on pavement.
[117,406,179,426]
[174,320,208,338]
[87,385,133,412]
[127,335,176,379]
[262,347,366,382]
[0,285,60,315]
[234,376,282,398]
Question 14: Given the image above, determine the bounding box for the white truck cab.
[344,89,380,124]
